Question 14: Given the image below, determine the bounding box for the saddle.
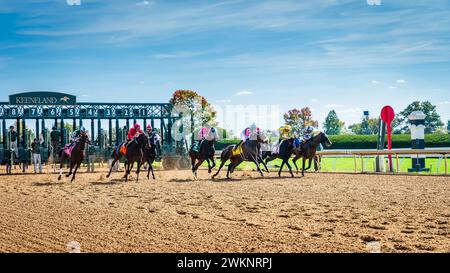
[120,138,137,154]
[64,141,78,157]
[232,144,244,156]
[191,140,203,153]
[119,143,127,155]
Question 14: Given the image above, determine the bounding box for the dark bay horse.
[189,130,219,179]
[296,132,332,176]
[143,134,157,180]
[124,133,149,182]
[276,138,296,178]
[212,132,269,179]
[58,133,90,182]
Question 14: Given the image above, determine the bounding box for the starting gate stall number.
[43,107,60,117]
[64,108,79,118]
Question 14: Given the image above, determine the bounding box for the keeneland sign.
[9,92,77,105]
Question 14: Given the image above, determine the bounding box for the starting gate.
[0,91,189,170]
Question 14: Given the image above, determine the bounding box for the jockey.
[145,124,153,136]
[192,127,209,152]
[273,125,292,153]
[70,127,86,142]
[197,127,209,141]
[234,123,259,151]
[302,125,315,142]
[128,123,143,140]
[125,123,143,148]
[278,125,292,141]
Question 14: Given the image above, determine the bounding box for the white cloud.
[136,1,153,6]
[388,86,397,89]
[439,101,450,105]
[371,80,381,84]
[366,0,382,6]
[235,90,253,96]
[152,51,204,59]
[396,79,406,84]
[66,0,81,6]
[216,99,231,103]
[324,104,344,108]
[311,98,319,103]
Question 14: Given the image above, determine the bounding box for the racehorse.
[142,133,157,180]
[212,132,269,179]
[295,132,332,176]
[123,133,149,182]
[275,138,297,178]
[58,133,90,182]
[189,129,219,179]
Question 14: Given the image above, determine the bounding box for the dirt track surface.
[0,168,449,253]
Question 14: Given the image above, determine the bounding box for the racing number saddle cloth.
[232,144,244,156]
[119,144,127,155]
[64,142,76,157]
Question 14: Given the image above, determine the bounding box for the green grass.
[199,157,450,175]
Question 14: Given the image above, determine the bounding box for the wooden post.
[361,156,364,173]
[354,155,357,174]
[396,154,399,174]
[445,154,448,175]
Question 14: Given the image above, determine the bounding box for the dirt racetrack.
[0,168,449,253]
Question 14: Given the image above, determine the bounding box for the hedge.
[215,134,450,150]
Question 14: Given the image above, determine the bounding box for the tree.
[170,90,217,126]
[396,101,444,134]
[170,90,218,141]
[348,117,380,135]
[283,107,318,135]
[323,110,344,135]
[447,120,450,133]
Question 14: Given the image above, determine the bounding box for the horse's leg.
[305,158,313,171]
[211,156,216,170]
[226,161,234,179]
[278,160,285,177]
[58,154,65,181]
[147,159,155,180]
[251,156,264,177]
[193,160,205,179]
[191,156,196,175]
[293,154,300,175]
[285,160,294,178]
[212,157,228,179]
[107,157,118,178]
[71,162,80,182]
[136,160,141,182]
[66,161,74,177]
[259,157,270,173]
[206,159,212,174]
[302,157,306,177]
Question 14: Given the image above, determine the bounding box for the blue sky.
[1,0,450,133]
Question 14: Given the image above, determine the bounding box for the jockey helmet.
[134,123,141,130]
[80,126,86,132]
[305,125,314,133]
[52,126,57,130]
[146,124,152,131]
[210,127,216,133]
